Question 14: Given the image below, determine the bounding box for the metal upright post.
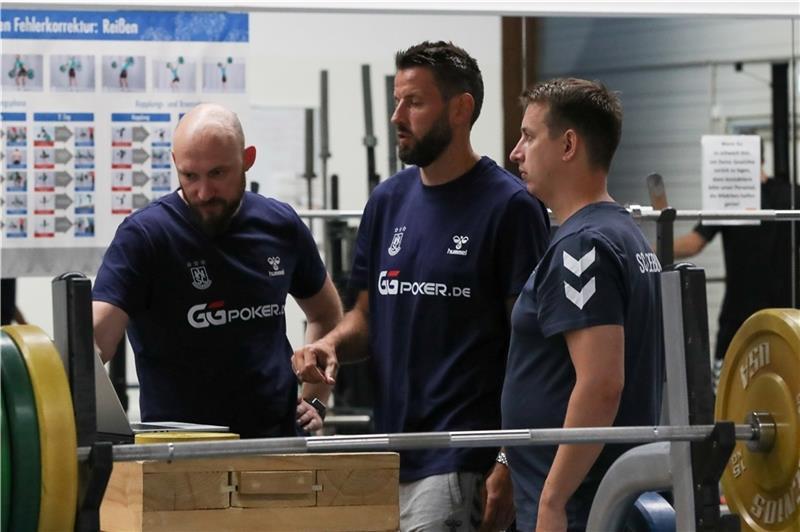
[320,70,331,209]
[385,74,398,177]
[661,265,736,530]
[655,207,676,267]
[304,107,316,232]
[51,271,96,447]
[361,64,379,193]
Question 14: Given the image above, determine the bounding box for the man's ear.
[450,93,475,127]
[244,145,256,171]
[562,129,578,162]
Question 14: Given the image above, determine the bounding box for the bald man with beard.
[93,103,342,437]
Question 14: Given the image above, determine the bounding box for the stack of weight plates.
[1,325,78,532]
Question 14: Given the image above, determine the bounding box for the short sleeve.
[494,191,550,297]
[693,222,718,242]
[288,211,327,299]
[536,232,626,338]
[92,217,154,316]
[348,197,378,291]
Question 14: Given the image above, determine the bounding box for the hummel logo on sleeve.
[564,278,596,310]
[563,247,595,276]
[562,248,596,309]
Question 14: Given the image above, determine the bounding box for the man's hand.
[291,338,338,385]
[295,397,323,433]
[479,462,515,532]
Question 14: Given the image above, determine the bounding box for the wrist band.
[496,450,508,466]
[308,397,327,420]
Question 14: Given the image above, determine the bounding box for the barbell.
[2,307,799,531]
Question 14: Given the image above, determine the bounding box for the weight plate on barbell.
[0,331,40,532]
[2,385,12,532]
[3,325,78,532]
[715,309,800,532]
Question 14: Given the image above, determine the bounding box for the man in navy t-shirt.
[93,104,343,438]
[502,79,664,530]
[293,41,550,531]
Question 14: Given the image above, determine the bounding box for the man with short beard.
[93,103,342,438]
[294,42,550,531]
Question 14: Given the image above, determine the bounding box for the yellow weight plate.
[3,325,77,532]
[135,432,239,444]
[715,309,800,532]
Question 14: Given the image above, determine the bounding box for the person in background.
[674,150,800,385]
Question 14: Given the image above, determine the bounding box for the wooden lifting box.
[100,453,400,531]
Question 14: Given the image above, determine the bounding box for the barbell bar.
[76,418,768,464]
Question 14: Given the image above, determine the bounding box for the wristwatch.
[496,450,508,467]
[308,397,327,420]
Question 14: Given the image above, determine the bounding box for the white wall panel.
[538,15,797,357]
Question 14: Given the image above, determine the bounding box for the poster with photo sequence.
[1,9,249,276]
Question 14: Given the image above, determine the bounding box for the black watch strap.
[308,397,327,420]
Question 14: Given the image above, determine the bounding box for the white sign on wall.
[701,135,760,225]
[1,8,249,276]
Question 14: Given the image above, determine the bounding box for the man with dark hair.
[295,41,550,530]
[503,78,664,530]
[93,103,342,438]
[674,149,800,388]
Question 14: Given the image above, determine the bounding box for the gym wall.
[536,15,798,361]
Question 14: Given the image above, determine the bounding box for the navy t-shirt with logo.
[350,156,550,482]
[501,202,664,530]
[93,191,327,437]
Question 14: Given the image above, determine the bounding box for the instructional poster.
[701,135,760,225]
[0,9,249,276]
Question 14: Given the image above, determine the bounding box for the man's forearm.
[540,380,621,507]
[325,305,370,364]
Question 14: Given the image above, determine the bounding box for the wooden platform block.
[141,505,399,531]
[100,453,399,532]
[232,471,316,508]
[316,469,398,507]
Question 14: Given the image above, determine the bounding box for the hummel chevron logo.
[564,278,596,310]
[563,247,596,277]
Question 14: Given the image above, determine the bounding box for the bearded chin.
[183,173,246,237]
[398,117,453,168]
[194,202,237,236]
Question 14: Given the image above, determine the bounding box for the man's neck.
[419,140,480,187]
[549,170,613,224]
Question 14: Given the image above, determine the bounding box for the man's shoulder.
[123,192,177,228]
[371,167,419,198]
[477,157,527,193]
[242,192,302,225]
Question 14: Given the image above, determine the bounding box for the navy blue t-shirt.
[93,191,327,437]
[501,202,664,530]
[350,156,550,482]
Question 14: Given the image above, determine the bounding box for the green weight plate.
[0,331,40,532]
[2,392,10,532]
[5,325,78,532]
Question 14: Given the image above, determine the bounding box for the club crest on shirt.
[562,247,596,309]
[388,226,406,256]
[267,256,285,277]
[447,235,469,256]
[188,260,212,290]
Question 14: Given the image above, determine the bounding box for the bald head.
[171,103,256,236]
[174,103,245,151]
